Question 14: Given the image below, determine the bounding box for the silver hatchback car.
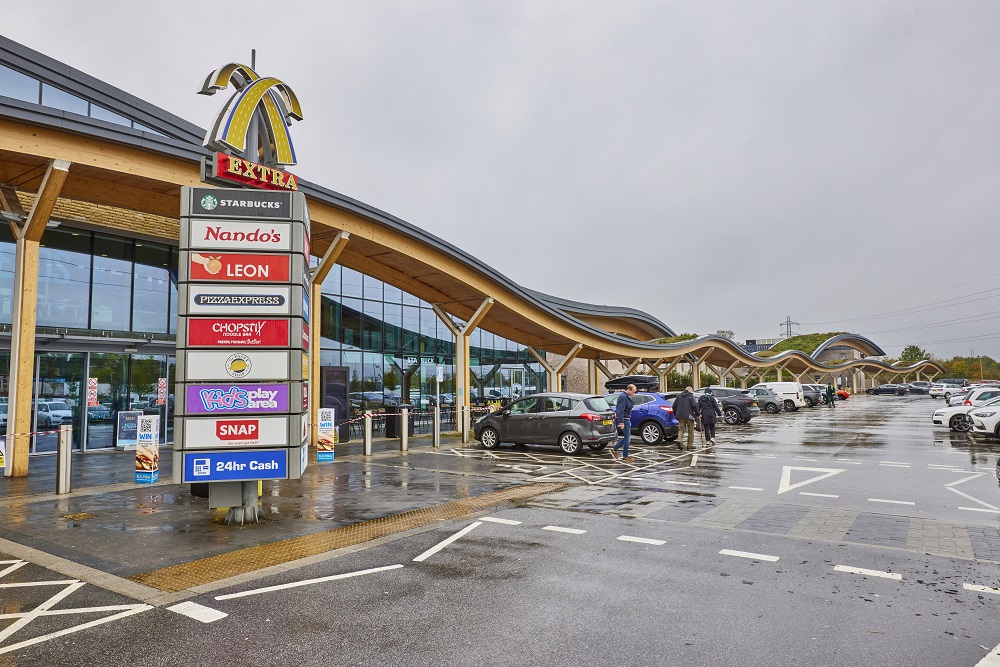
[473,392,617,454]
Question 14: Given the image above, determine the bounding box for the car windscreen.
[48,402,71,411]
[584,396,611,411]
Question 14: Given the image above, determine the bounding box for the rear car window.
[539,397,572,412]
[632,394,654,405]
[584,396,612,411]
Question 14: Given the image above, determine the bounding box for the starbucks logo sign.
[200,194,218,211]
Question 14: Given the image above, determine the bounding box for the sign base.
[135,470,159,484]
[317,451,335,462]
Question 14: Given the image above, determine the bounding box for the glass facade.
[0,222,544,452]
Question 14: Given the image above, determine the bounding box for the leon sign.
[189,252,291,282]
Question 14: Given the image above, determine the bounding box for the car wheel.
[479,427,500,450]
[945,393,953,401]
[640,421,663,445]
[588,442,608,450]
[804,397,814,407]
[783,400,798,412]
[723,408,741,425]
[895,390,904,396]
[950,414,972,432]
[559,431,583,455]
[40,415,50,428]
[765,403,780,414]
[867,389,875,395]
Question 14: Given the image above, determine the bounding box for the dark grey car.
[473,392,617,454]
[801,384,823,407]
[744,386,782,414]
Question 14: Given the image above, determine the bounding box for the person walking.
[610,384,637,462]
[826,385,836,407]
[698,387,723,445]
[673,385,700,451]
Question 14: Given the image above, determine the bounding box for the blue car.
[606,391,680,445]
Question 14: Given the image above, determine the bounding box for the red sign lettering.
[214,152,298,191]
[187,318,291,347]
[189,253,291,282]
[216,419,259,440]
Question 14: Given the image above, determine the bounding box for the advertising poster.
[0,437,5,469]
[116,411,144,450]
[317,408,336,462]
[135,415,160,484]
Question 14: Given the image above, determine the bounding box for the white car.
[970,405,1000,438]
[36,400,73,428]
[933,394,1000,432]
[930,383,963,399]
[748,381,806,411]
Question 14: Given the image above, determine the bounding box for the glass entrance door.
[34,352,85,453]
[86,352,129,450]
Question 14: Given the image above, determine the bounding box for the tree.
[715,330,734,341]
[899,345,930,364]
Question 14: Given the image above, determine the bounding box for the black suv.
[693,387,761,424]
[604,375,659,392]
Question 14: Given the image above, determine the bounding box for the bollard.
[461,406,470,443]
[433,405,440,448]
[56,424,72,494]
[363,411,373,456]
[400,408,409,452]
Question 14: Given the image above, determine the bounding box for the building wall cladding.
[16,192,179,241]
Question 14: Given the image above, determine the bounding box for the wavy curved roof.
[0,36,943,379]
[811,334,887,359]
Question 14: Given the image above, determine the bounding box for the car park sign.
[174,186,311,486]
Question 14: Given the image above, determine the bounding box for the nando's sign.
[199,63,303,191]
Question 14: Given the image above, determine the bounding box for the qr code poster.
[317,408,336,461]
[135,415,160,484]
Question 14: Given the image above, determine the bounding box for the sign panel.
[436,366,444,383]
[190,187,293,219]
[182,383,291,415]
[181,350,297,381]
[0,437,5,469]
[182,449,288,483]
[186,318,291,348]
[317,408,336,462]
[115,411,143,450]
[181,415,292,448]
[189,252,291,283]
[186,284,291,316]
[87,377,98,407]
[188,219,292,251]
[156,377,167,405]
[205,154,299,193]
[135,415,160,484]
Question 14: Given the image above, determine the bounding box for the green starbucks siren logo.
[200,194,218,211]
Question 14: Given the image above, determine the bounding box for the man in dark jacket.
[698,388,723,445]
[673,386,700,451]
[826,385,836,407]
[610,384,637,461]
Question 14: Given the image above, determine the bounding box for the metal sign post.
[435,365,442,448]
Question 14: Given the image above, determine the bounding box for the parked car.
[604,375,659,392]
[606,391,679,445]
[693,386,760,424]
[867,384,910,396]
[969,405,1000,439]
[929,383,959,398]
[749,382,806,411]
[744,386,783,413]
[474,392,617,454]
[87,405,113,422]
[0,405,6,434]
[801,384,823,407]
[946,389,974,407]
[36,400,73,428]
[937,378,969,388]
[933,394,1000,432]
[836,388,851,400]
[906,382,931,395]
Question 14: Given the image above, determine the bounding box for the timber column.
[309,231,350,449]
[5,160,70,478]
[433,298,494,439]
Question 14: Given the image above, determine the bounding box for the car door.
[536,396,572,444]
[503,397,540,443]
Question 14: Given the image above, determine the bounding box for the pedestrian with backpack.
[673,386,700,451]
[698,388,723,445]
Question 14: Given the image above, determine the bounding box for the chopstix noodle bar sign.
[175,186,311,485]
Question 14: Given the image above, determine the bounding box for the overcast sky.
[5,2,1000,359]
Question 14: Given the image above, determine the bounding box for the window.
[90,105,131,128]
[41,84,88,115]
[132,242,170,333]
[0,64,40,103]
[38,228,91,328]
[91,234,133,329]
[584,396,611,411]
[632,394,654,405]
[508,397,539,415]
[0,225,14,324]
[540,396,571,412]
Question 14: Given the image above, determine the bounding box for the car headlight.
[932,411,944,417]
[973,411,996,418]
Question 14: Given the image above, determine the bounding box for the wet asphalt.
[2,395,1000,665]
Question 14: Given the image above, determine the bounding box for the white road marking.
[543,526,587,535]
[0,605,151,656]
[719,549,779,562]
[975,641,1000,667]
[835,459,863,464]
[794,457,818,461]
[729,486,764,491]
[964,583,1000,595]
[879,463,910,468]
[618,535,666,546]
[880,461,911,465]
[755,455,777,458]
[215,564,404,600]
[481,517,522,525]
[690,454,698,466]
[947,488,1000,510]
[868,498,915,505]
[664,480,700,486]
[777,466,845,495]
[166,601,228,623]
[946,473,986,488]
[800,492,839,498]
[834,565,901,580]
[413,522,483,562]
[959,507,1000,514]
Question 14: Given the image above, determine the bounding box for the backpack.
[698,394,714,410]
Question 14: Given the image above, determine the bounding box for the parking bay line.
[959,507,1000,514]
[879,463,910,468]
[215,564,405,600]
[413,522,483,562]
[868,498,915,506]
[166,601,228,624]
[543,526,587,535]
[719,549,779,562]
[481,517,522,525]
[880,461,911,465]
[836,459,863,464]
[618,536,666,546]
[800,492,839,498]
[729,486,764,491]
[834,565,901,580]
[965,583,1000,595]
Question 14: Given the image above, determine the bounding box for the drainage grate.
[62,512,97,521]
[129,481,568,592]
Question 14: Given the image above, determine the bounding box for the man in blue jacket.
[673,386,700,451]
[610,384,637,462]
